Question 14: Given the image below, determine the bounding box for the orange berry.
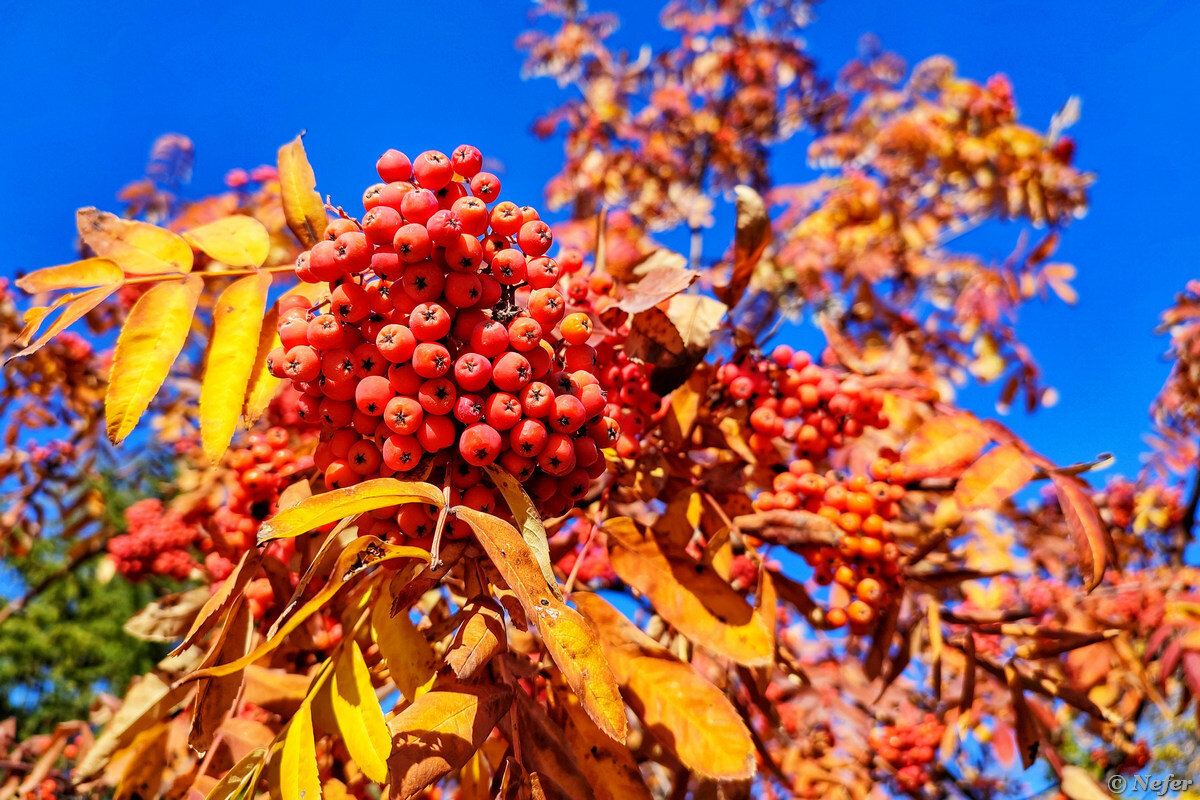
[825,607,847,628]
[838,511,862,533]
[834,565,857,588]
[817,505,841,525]
[797,472,827,496]
[861,514,885,537]
[859,537,883,560]
[847,599,875,626]
[889,462,908,483]
[823,484,847,510]
[846,491,874,515]
[773,472,799,493]
[847,474,868,492]
[869,457,893,480]
[775,490,800,511]
[559,312,593,345]
[838,535,861,559]
[788,458,815,476]
[856,577,884,605]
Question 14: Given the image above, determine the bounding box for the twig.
[0,534,108,629]
[562,524,597,595]
[429,464,453,571]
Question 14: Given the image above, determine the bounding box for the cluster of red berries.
[1090,741,1151,775]
[203,427,312,580]
[560,261,662,457]
[266,145,619,517]
[717,346,888,460]
[755,457,906,632]
[108,499,198,581]
[868,714,944,792]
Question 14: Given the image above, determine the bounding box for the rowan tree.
[0,3,1195,800]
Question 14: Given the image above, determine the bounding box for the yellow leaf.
[575,593,756,781]
[113,723,170,800]
[184,216,271,268]
[455,507,627,743]
[203,747,266,800]
[387,684,513,800]
[372,583,437,701]
[278,134,328,248]
[484,464,562,600]
[280,702,321,800]
[77,208,193,275]
[105,275,203,443]
[242,303,281,427]
[901,412,990,480]
[200,272,272,462]
[954,444,1036,510]
[15,257,123,294]
[665,293,727,352]
[258,479,444,543]
[604,517,773,666]
[331,641,390,783]
[8,283,121,361]
[184,537,428,682]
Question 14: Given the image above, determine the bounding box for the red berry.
[377,149,413,182]
[413,150,453,189]
[394,223,432,262]
[355,375,392,416]
[470,171,501,201]
[384,396,423,435]
[459,423,502,467]
[517,220,553,256]
[451,145,483,178]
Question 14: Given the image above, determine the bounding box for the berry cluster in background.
[755,456,907,631]
[267,145,619,518]
[107,499,199,581]
[868,714,945,793]
[718,345,888,460]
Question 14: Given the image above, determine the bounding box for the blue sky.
[3,0,1199,479]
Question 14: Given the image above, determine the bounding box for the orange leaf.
[278,134,328,248]
[1051,474,1112,592]
[552,684,653,800]
[509,690,595,800]
[105,275,203,443]
[386,684,513,800]
[574,593,756,781]
[15,257,123,294]
[200,272,272,463]
[444,598,506,681]
[954,444,1036,510]
[454,507,627,743]
[77,208,193,275]
[902,413,990,479]
[615,250,696,313]
[604,517,773,666]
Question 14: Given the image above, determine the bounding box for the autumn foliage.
[3,3,1199,800]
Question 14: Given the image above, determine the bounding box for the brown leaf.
[1005,665,1040,768]
[445,598,507,680]
[901,413,990,480]
[455,507,627,743]
[124,587,211,642]
[666,294,727,352]
[552,684,653,800]
[190,600,253,754]
[575,593,756,781]
[241,666,310,717]
[509,690,596,800]
[277,134,328,248]
[716,185,770,307]
[75,673,190,780]
[604,517,773,666]
[1051,473,1113,592]
[386,684,513,800]
[954,444,1036,510]
[616,251,696,313]
[172,549,262,656]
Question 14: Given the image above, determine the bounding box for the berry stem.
[562,522,596,595]
[429,462,453,570]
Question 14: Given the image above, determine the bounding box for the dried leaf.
[280,702,321,800]
[386,684,513,800]
[172,549,262,656]
[105,275,203,444]
[278,134,328,248]
[1059,765,1111,800]
[372,583,437,701]
[124,586,211,642]
[901,413,990,480]
[332,641,390,783]
[717,185,770,307]
[77,208,193,275]
[510,690,596,800]
[190,600,253,753]
[15,257,123,294]
[113,722,169,800]
[484,464,562,600]
[455,507,627,743]
[954,444,1036,510]
[616,251,696,313]
[575,593,756,781]
[258,479,444,543]
[666,294,727,352]
[1051,473,1112,592]
[75,673,190,780]
[183,216,271,268]
[604,517,773,666]
[1005,665,1040,769]
[553,684,653,800]
[201,272,272,463]
[445,598,506,680]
